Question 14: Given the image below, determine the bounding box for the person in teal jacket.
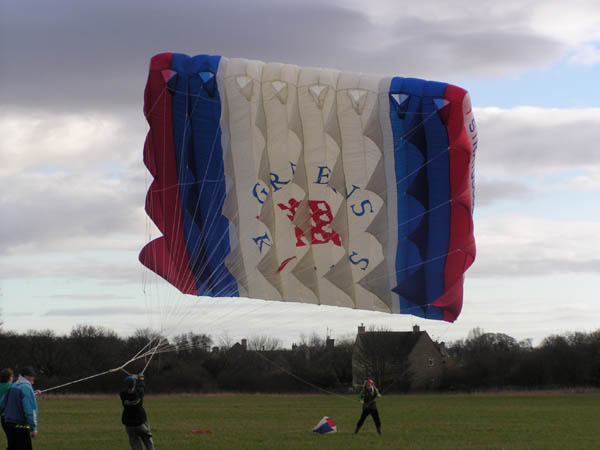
[0,366,38,450]
[354,378,382,435]
[0,368,13,397]
[0,368,14,440]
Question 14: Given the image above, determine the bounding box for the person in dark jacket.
[119,374,155,450]
[0,366,39,450]
[354,378,382,435]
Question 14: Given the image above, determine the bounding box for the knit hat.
[20,366,36,377]
[124,376,136,388]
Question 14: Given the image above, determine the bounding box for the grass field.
[4,392,600,449]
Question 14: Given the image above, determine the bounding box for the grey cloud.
[1,0,566,111]
[365,17,563,79]
[0,108,147,173]
[4,312,34,318]
[0,1,367,111]
[0,259,142,283]
[475,108,600,174]
[0,170,145,254]
[469,257,600,278]
[474,179,533,207]
[47,293,134,301]
[469,214,600,278]
[44,306,145,316]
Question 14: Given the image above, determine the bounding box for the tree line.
[0,325,599,393]
[442,327,600,390]
[0,325,353,394]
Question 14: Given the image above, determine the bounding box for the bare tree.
[247,335,282,351]
[131,327,162,341]
[467,327,484,341]
[217,331,234,351]
[174,332,212,353]
[70,324,117,339]
[335,332,357,347]
[353,332,412,391]
[298,331,325,348]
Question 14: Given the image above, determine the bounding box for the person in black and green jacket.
[354,378,382,435]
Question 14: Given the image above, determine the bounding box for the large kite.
[140,53,477,322]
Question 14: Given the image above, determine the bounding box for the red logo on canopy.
[277,199,341,247]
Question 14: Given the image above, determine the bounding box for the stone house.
[352,324,447,390]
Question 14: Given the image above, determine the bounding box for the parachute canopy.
[312,416,337,434]
[140,53,477,322]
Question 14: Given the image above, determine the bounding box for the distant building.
[352,324,447,390]
[228,338,248,353]
[326,337,335,349]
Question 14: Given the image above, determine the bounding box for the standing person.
[0,368,14,440]
[0,366,38,450]
[0,368,13,398]
[120,374,155,450]
[354,378,382,435]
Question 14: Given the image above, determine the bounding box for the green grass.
[5,392,600,449]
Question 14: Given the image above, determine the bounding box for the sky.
[1,0,599,349]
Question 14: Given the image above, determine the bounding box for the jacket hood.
[14,375,32,386]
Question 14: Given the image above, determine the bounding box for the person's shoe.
[377,428,382,435]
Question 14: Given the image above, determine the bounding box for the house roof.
[355,331,441,357]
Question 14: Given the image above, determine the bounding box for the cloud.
[43,307,145,317]
[527,0,600,45]
[474,107,600,175]
[569,43,600,65]
[559,169,600,191]
[47,293,135,301]
[340,0,600,54]
[0,0,571,111]
[0,170,147,254]
[0,110,146,176]
[3,312,34,318]
[470,215,600,277]
[0,108,153,256]
[474,179,534,206]
[0,258,142,282]
[465,106,600,208]
[0,1,367,110]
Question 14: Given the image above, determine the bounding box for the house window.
[428,357,435,367]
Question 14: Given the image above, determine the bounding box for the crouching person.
[120,374,155,450]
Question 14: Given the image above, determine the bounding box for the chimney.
[413,325,420,333]
[241,338,247,350]
[358,323,366,334]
